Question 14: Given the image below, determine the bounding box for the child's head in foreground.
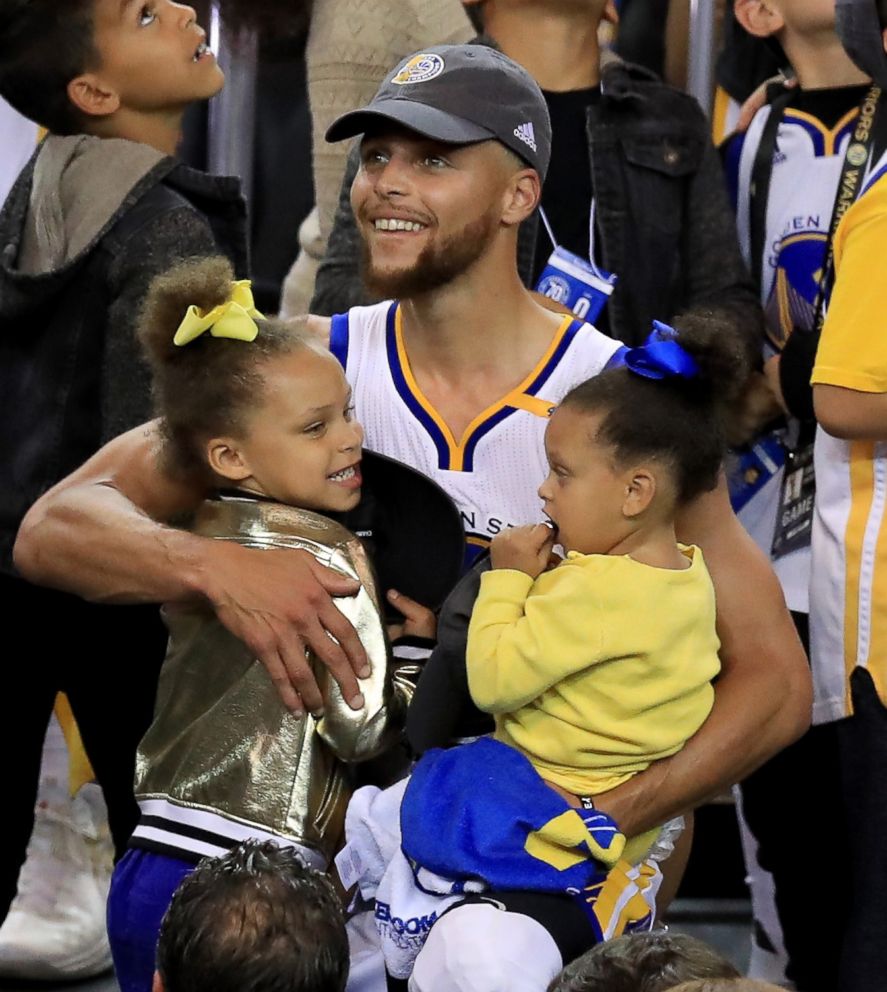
[539,312,745,556]
[667,981,787,992]
[154,839,348,992]
[548,930,741,992]
[139,256,363,513]
[0,0,223,136]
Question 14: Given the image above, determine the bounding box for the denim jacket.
[310,59,762,354]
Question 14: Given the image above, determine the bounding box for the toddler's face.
[537,406,628,555]
[232,348,363,513]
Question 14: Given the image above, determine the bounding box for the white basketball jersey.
[332,301,622,566]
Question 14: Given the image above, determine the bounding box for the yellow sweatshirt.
[467,546,720,798]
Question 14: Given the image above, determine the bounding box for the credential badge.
[392,53,445,85]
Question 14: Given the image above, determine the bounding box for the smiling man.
[16,42,811,986]
[318,45,621,567]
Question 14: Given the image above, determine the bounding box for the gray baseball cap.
[836,0,887,88]
[325,44,552,179]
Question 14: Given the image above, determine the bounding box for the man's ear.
[501,169,542,227]
[734,0,784,39]
[882,25,887,58]
[623,468,656,518]
[67,72,121,118]
[206,437,253,483]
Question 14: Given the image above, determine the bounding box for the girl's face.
[537,406,630,555]
[218,347,364,512]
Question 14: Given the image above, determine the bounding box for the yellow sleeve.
[466,564,605,714]
[813,178,887,393]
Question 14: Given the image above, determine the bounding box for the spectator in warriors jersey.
[16,43,810,985]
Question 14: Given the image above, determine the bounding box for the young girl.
[105,257,427,992]
[400,312,745,899]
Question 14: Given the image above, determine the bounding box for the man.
[16,43,810,978]
[312,0,761,366]
[153,840,348,992]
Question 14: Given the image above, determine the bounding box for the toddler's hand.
[386,589,437,641]
[490,524,556,578]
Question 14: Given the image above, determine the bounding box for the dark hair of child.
[879,0,887,29]
[560,310,748,505]
[548,930,740,992]
[0,0,98,134]
[138,256,312,483]
[156,839,348,992]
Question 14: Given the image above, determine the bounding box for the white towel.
[338,781,484,979]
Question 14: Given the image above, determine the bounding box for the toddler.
[402,313,745,887]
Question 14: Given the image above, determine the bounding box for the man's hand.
[735,73,798,134]
[386,589,437,641]
[199,541,369,716]
[490,524,556,578]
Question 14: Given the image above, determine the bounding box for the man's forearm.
[15,476,211,604]
[594,640,810,836]
[14,424,210,603]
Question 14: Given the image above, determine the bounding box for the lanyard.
[539,201,610,283]
[749,84,884,330]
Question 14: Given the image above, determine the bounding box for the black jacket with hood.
[0,135,248,575]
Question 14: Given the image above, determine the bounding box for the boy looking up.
[728,1,886,988]
[0,0,257,924]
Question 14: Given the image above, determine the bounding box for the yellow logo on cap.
[392,53,445,85]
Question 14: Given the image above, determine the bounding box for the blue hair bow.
[621,320,699,381]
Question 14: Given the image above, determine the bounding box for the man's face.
[350,127,515,299]
[87,0,224,115]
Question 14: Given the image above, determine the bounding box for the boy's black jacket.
[0,148,248,575]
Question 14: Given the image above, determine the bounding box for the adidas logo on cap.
[513,122,537,152]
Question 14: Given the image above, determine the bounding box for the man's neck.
[88,108,185,156]
[781,29,871,90]
[482,0,603,92]
[396,242,564,435]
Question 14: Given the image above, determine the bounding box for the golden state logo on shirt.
[391,53,445,86]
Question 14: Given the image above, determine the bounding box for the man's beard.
[359,210,499,300]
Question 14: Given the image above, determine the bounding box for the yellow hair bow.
[173,280,265,347]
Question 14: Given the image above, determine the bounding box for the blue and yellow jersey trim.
[783,107,859,158]
[385,303,583,472]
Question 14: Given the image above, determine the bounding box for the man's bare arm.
[14,422,367,715]
[593,477,811,837]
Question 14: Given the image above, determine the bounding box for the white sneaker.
[0,728,114,980]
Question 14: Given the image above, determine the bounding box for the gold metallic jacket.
[131,496,413,867]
